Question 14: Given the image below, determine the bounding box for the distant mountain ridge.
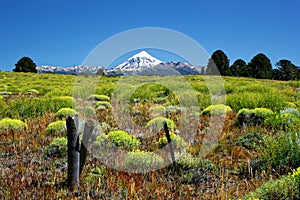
[37,51,205,75]
[37,65,103,74]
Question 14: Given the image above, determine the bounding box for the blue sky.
[0,0,299,71]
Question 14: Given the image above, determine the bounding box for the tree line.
[205,50,300,80]
[12,54,300,81]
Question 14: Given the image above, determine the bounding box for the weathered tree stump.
[66,116,80,188]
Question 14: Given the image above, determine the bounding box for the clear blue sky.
[0,0,299,71]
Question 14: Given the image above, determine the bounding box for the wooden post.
[163,121,175,163]
[79,123,93,175]
[66,116,80,188]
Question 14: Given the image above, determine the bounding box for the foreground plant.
[123,150,164,173]
[46,120,66,135]
[54,108,77,119]
[0,117,27,132]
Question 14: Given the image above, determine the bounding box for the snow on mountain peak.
[114,51,163,70]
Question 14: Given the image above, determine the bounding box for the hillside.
[0,72,300,199]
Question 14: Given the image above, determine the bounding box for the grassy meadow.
[0,72,300,199]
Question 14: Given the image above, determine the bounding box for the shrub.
[236,132,265,150]
[201,104,232,116]
[244,167,300,199]
[94,101,111,109]
[0,118,27,132]
[259,133,300,174]
[54,108,77,118]
[88,94,110,102]
[265,113,300,132]
[156,131,187,151]
[177,154,218,173]
[227,92,287,112]
[236,108,274,126]
[46,137,67,157]
[146,117,176,133]
[4,96,74,119]
[56,96,76,103]
[123,150,164,173]
[176,153,218,184]
[149,105,166,118]
[107,130,141,151]
[46,121,66,135]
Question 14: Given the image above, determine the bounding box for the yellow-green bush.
[0,117,27,132]
[107,130,141,151]
[54,108,77,118]
[46,120,66,135]
[46,137,68,157]
[88,94,110,102]
[123,150,164,173]
[201,104,232,116]
[94,101,111,109]
[156,131,187,151]
[236,108,274,126]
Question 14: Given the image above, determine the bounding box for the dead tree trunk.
[163,121,175,163]
[66,116,80,188]
[79,123,93,175]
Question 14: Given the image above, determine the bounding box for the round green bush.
[88,94,110,102]
[123,150,164,173]
[236,108,274,126]
[156,131,187,151]
[94,101,111,109]
[46,120,66,135]
[107,130,141,150]
[146,117,176,133]
[46,137,67,157]
[0,118,27,132]
[201,104,232,116]
[149,105,166,118]
[54,108,77,118]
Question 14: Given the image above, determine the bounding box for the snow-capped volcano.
[114,51,163,70]
[37,50,205,76]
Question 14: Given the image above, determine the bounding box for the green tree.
[207,50,230,76]
[13,57,37,73]
[248,53,272,79]
[229,59,247,77]
[275,59,298,80]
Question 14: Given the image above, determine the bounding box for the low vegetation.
[0,72,300,199]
